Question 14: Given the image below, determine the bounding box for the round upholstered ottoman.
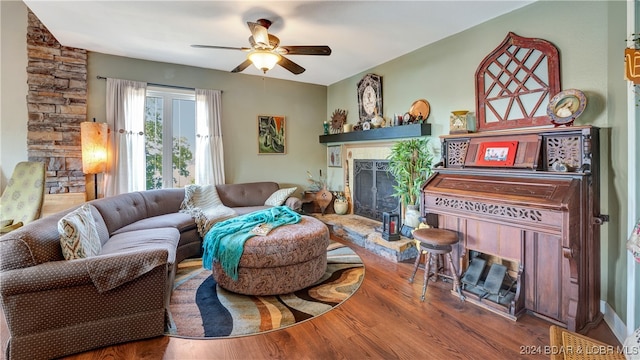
[212,215,330,296]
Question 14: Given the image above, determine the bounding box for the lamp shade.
[248,50,281,73]
[80,121,108,174]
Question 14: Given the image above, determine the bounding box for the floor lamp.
[80,121,108,200]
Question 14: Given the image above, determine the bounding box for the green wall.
[0,0,327,192]
[327,0,630,326]
[87,53,327,190]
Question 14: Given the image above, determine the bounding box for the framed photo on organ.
[475,141,518,167]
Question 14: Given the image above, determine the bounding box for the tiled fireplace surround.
[316,141,419,262]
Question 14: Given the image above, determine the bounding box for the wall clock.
[357,73,382,123]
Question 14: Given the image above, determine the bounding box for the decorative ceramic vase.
[371,114,384,128]
[404,205,421,228]
[334,199,348,215]
[315,187,333,215]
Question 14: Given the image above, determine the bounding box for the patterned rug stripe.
[310,267,362,302]
[279,293,333,316]
[167,242,364,339]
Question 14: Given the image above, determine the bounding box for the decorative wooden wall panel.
[475,32,560,131]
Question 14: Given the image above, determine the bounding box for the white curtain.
[195,89,225,185]
[104,78,147,196]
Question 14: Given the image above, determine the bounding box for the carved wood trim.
[446,140,469,168]
[433,197,544,223]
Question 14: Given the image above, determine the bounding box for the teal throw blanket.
[202,206,301,281]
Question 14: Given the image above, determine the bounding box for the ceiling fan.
[192,19,331,75]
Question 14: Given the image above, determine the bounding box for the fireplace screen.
[353,160,400,221]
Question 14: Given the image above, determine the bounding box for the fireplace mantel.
[319,123,431,144]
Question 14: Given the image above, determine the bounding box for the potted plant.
[387,138,435,227]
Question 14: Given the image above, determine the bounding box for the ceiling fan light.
[248,50,281,73]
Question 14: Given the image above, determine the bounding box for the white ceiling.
[24,1,536,86]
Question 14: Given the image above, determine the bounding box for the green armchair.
[0,161,45,234]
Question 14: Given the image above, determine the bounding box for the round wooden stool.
[409,228,464,301]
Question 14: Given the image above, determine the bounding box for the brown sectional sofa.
[0,182,301,360]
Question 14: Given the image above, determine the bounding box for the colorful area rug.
[166,241,364,338]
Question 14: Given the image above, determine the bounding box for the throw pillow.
[181,184,223,211]
[264,187,297,206]
[180,184,237,237]
[59,204,101,260]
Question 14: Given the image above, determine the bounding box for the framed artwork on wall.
[328,145,342,167]
[257,115,286,154]
[475,141,518,167]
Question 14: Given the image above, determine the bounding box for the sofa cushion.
[89,204,110,246]
[264,187,297,206]
[215,182,280,207]
[101,227,179,265]
[90,192,148,235]
[112,213,196,235]
[58,204,101,260]
[140,188,185,218]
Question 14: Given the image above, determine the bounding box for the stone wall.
[26,10,87,194]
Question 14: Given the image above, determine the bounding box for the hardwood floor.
[8,235,620,360]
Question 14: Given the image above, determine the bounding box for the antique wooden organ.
[421,126,604,333]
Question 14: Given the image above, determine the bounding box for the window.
[145,87,196,189]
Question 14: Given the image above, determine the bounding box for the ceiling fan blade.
[247,21,270,48]
[191,44,250,51]
[278,56,305,75]
[279,46,332,56]
[231,59,253,73]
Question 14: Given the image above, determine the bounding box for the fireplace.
[353,159,400,221]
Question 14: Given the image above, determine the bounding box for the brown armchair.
[0,161,45,234]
